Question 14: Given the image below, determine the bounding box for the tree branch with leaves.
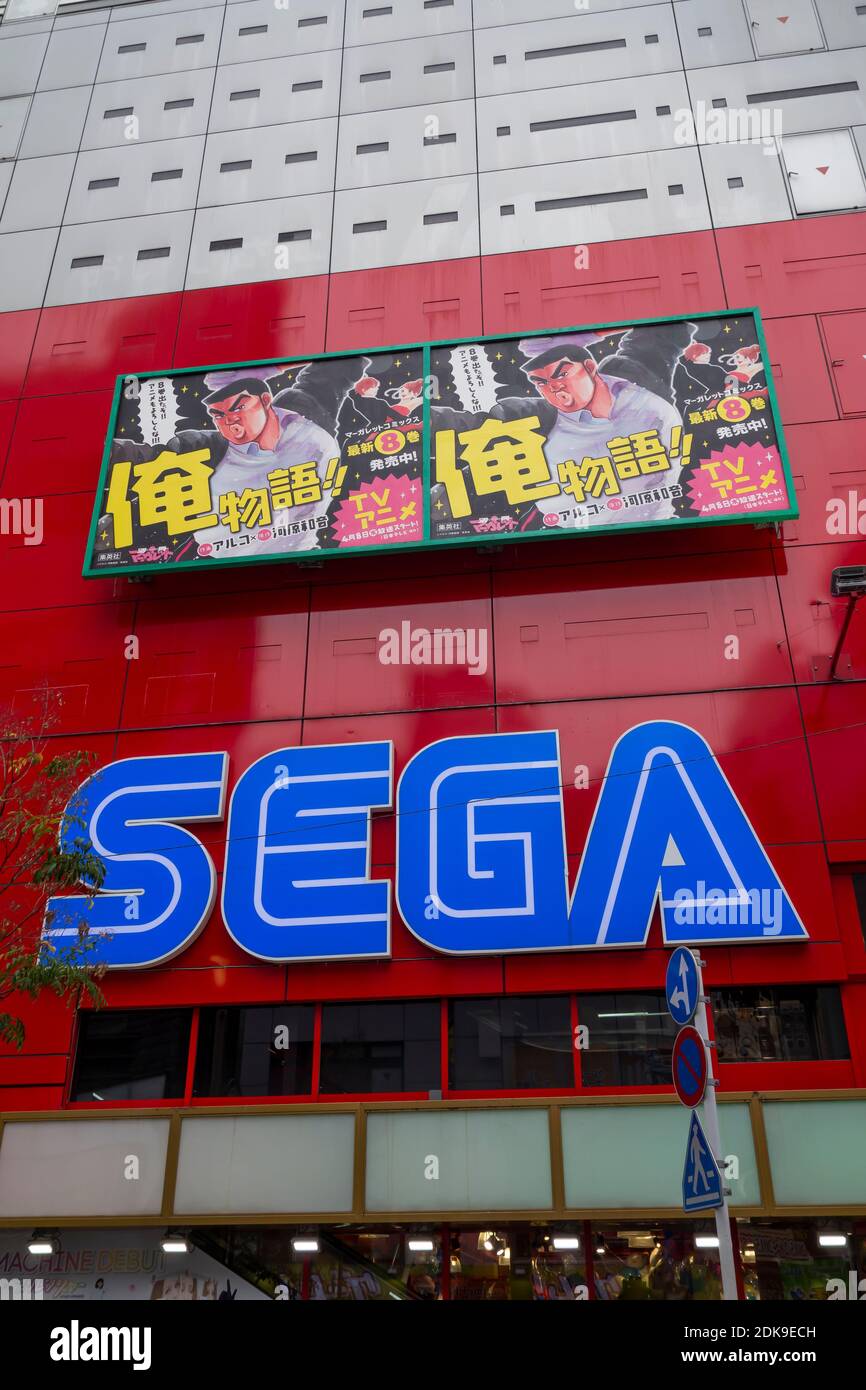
[0,691,107,1050]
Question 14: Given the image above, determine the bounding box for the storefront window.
[710,986,849,1063]
[592,1224,723,1300]
[319,1000,440,1094]
[578,993,676,1087]
[449,996,572,1090]
[71,1008,191,1101]
[738,1220,866,1300]
[193,1005,314,1097]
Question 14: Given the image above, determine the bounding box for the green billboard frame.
[82,306,797,579]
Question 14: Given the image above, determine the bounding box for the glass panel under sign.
[365,1108,553,1213]
[0,1118,171,1219]
[174,1114,356,1216]
[560,1103,760,1210]
[761,1099,866,1206]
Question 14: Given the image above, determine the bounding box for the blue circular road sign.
[672,1025,707,1108]
[666,946,699,1026]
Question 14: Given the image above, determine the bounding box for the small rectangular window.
[104,107,134,119]
[698,26,713,37]
[529,110,635,133]
[220,159,252,172]
[747,81,859,105]
[710,986,849,1063]
[644,33,659,44]
[656,105,671,115]
[209,237,243,251]
[423,132,456,145]
[164,98,194,110]
[230,89,260,101]
[357,141,389,155]
[363,4,392,14]
[320,1001,440,1095]
[88,177,119,190]
[137,247,170,260]
[278,229,312,242]
[360,70,390,83]
[424,61,455,74]
[292,79,323,91]
[151,169,183,182]
[500,203,515,215]
[497,125,511,136]
[118,42,146,54]
[239,24,268,35]
[71,255,104,269]
[285,150,317,164]
[423,210,458,224]
[298,14,326,25]
[535,188,648,211]
[578,993,675,1087]
[176,33,204,45]
[194,1006,314,1098]
[354,219,387,233]
[450,997,572,1090]
[526,39,626,60]
[425,0,454,8]
[71,1008,192,1102]
[668,184,684,195]
[727,176,744,189]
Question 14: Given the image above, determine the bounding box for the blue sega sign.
[44,721,808,969]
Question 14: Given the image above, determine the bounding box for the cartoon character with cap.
[431,321,694,529]
[97,356,368,559]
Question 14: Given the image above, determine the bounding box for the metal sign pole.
[692,952,739,1301]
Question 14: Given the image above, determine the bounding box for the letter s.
[43,753,228,969]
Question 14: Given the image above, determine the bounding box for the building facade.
[0,0,865,1302]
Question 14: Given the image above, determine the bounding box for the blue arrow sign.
[682,1111,724,1213]
[666,946,699,1026]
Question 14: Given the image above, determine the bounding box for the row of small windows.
[69,985,850,1103]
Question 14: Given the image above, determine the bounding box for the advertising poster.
[84,311,796,577]
[89,351,425,569]
[430,313,788,539]
[0,1230,266,1301]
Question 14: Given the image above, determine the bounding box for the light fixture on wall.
[161,1231,190,1254]
[27,1231,59,1256]
[829,566,866,680]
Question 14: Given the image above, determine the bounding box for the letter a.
[567,721,808,948]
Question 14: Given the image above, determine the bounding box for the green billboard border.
[82,306,797,580]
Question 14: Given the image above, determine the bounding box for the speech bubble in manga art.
[448,344,499,414]
[137,378,181,447]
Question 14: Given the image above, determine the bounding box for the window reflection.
[449,996,572,1090]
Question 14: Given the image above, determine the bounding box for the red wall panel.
[779,418,866,546]
[0,492,116,613]
[821,310,866,417]
[120,588,310,728]
[0,309,39,402]
[2,389,114,497]
[762,315,838,426]
[716,212,866,318]
[326,257,483,352]
[493,551,791,705]
[174,276,330,369]
[24,294,182,398]
[481,231,727,336]
[305,573,493,718]
[0,605,132,734]
[774,537,866,683]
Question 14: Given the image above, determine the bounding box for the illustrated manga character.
[95,356,369,560]
[431,321,694,529]
[719,344,764,394]
[351,375,428,431]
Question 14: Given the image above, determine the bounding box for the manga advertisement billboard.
[84,309,796,576]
